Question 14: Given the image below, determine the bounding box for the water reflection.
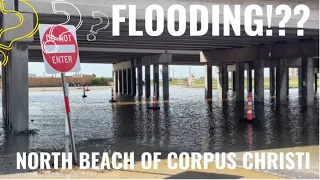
[0,88,318,156]
[0,133,30,155]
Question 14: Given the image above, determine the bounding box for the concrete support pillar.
[270,66,276,97]
[131,67,136,95]
[118,70,122,93]
[287,70,289,97]
[247,63,253,93]
[122,69,127,94]
[254,60,264,103]
[127,69,132,95]
[298,67,303,97]
[219,62,228,101]
[114,71,118,93]
[137,66,143,96]
[315,73,318,94]
[2,43,29,133]
[145,65,151,98]
[204,63,212,99]
[216,67,220,98]
[301,57,315,106]
[235,62,244,102]
[162,64,169,100]
[232,71,236,92]
[153,64,160,99]
[226,72,229,91]
[276,59,288,104]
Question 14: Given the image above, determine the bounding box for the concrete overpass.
[1,0,319,133]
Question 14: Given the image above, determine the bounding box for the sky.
[28,62,271,78]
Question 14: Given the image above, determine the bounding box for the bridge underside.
[27,14,319,65]
[2,13,319,134]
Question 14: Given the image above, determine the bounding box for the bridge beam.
[140,54,172,66]
[200,41,319,63]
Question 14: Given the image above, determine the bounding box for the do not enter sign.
[39,24,81,74]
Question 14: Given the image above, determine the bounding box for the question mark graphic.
[87,11,110,42]
[0,0,39,66]
[275,5,292,36]
[294,5,310,36]
[42,0,83,54]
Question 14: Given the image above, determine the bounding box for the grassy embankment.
[157,77,319,89]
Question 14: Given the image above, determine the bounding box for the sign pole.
[65,83,70,153]
[61,73,78,164]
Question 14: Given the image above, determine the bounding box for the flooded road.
[0,87,318,155]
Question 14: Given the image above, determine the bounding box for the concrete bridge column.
[137,66,143,96]
[153,64,160,99]
[122,69,127,94]
[127,69,132,95]
[232,71,236,92]
[219,62,228,101]
[247,62,253,93]
[204,63,212,99]
[270,65,276,97]
[254,60,264,103]
[287,69,289,97]
[2,43,29,133]
[118,70,123,94]
[235,62,244,102]
[162,64,169,100]
[216,67,220,99]
[114,71,119,93]
[298,67,303,97]
[131,67,136,95]
[315,73,318,94]
[276,59,288,105]
[302,57,315,106]
[145,65,151,98]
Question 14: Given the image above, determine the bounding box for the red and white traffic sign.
[39,24,81,74]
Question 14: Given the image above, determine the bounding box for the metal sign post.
[61,73,77,164]
[65,83,70,153]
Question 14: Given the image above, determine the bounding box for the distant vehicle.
[69,83,75,87]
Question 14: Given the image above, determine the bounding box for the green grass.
[162,77,318,89]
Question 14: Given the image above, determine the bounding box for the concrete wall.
[0,76,95,87]
[28,76,94,87]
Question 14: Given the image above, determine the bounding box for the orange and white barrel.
[111,88,115,100]
[152,92,156,108]
[247,92,253,121]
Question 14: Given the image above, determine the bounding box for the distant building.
[289,68,298,77]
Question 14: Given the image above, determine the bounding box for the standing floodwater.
[0,87,318,156]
